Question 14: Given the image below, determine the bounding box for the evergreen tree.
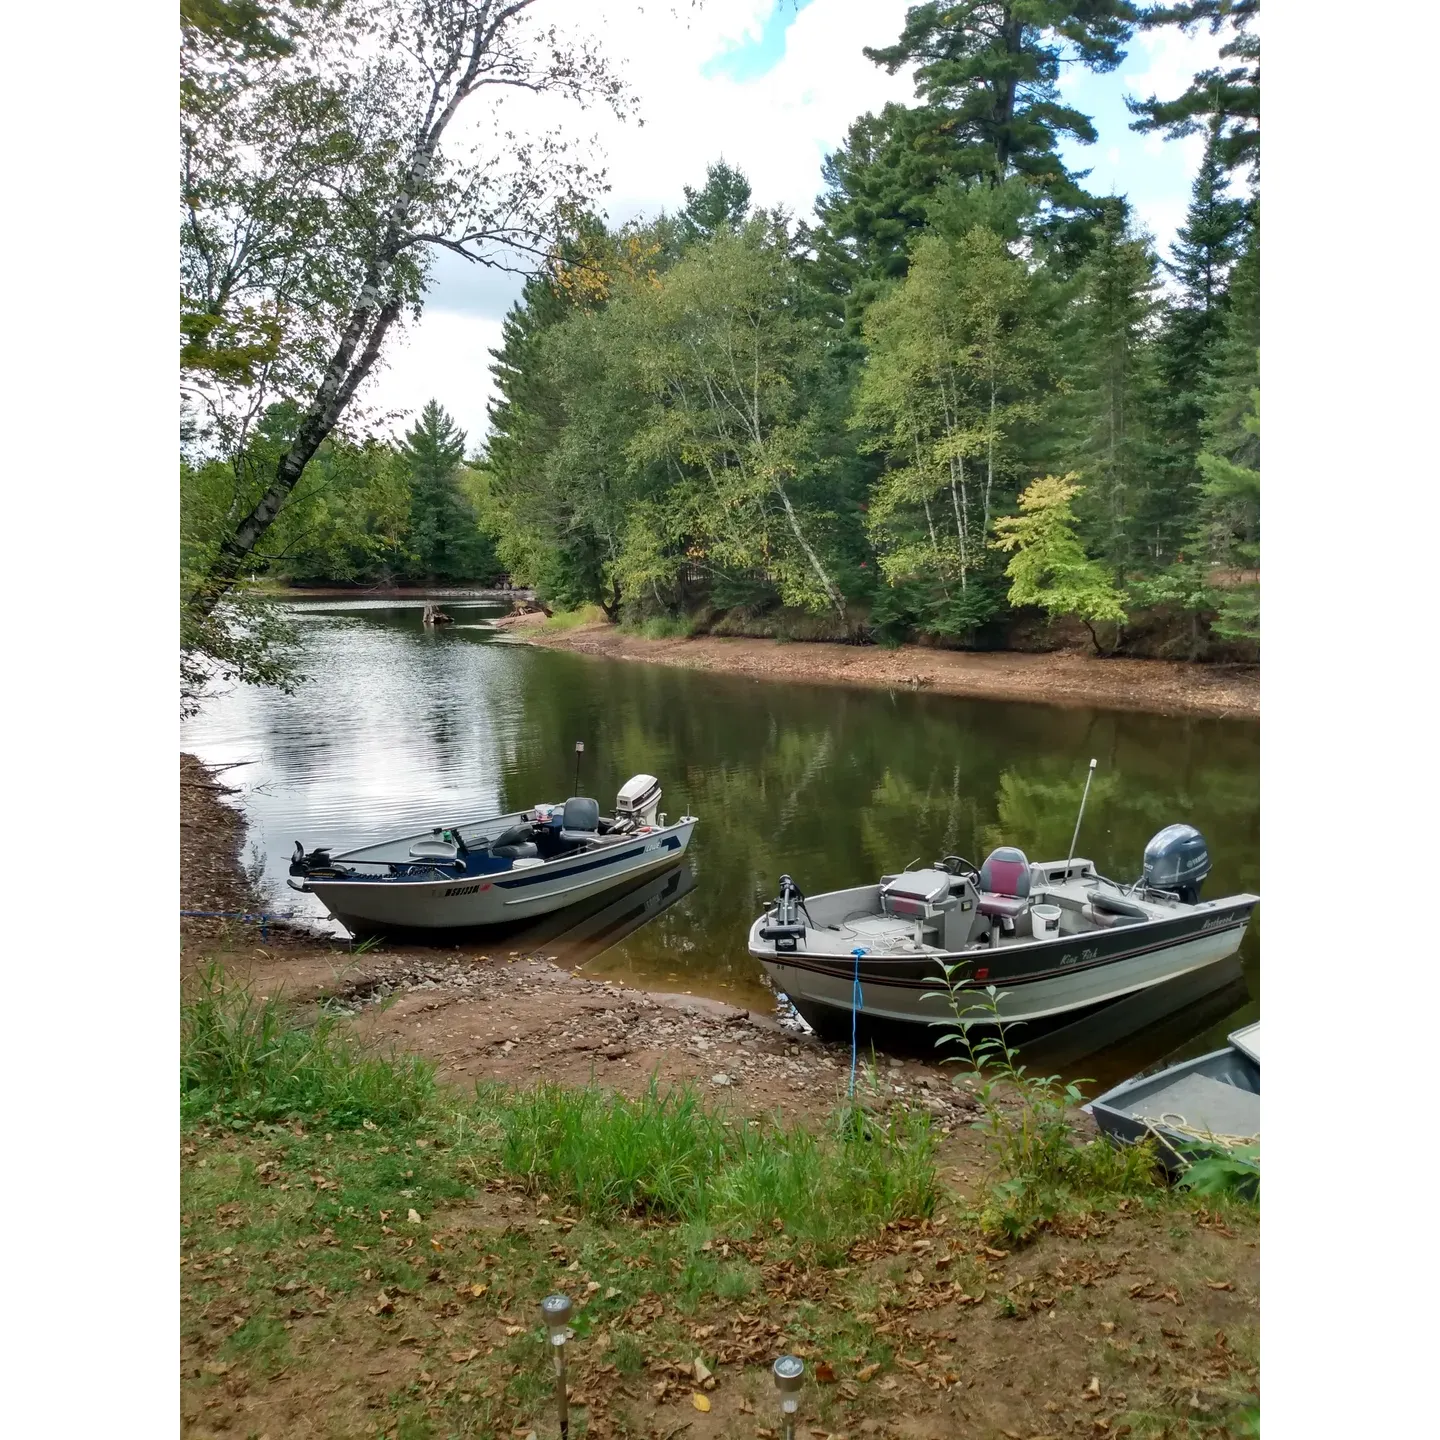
[812,3,1135,326]
[399,401,494,582]
[1127,1,1260,184]
[678,160,753,244]
[1147,118,1246,557]
[1062,199,1163,578]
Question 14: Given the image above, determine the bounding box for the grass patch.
[497,1081,937,1243]
[182,966,436,1129]
[541,602,610,631]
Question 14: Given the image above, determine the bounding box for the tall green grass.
[182,970,938,1241]
[181,966,436,1128]
[541,603,609,631]
[497,1080,938,1242]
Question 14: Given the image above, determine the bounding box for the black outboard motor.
[759,873,808,953]
[1142,824,1211,904]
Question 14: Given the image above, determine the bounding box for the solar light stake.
[573,740,585,796]
[773,1354,805,1440]
[542,1293,574,1439]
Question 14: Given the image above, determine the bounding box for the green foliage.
[1175,1144,1259,1201]
[181,967,437,1129]
[398,401,499,583]
[1128,1,1260,185]
[498,1079,937,1242]
[992,475,1128,649]
[929,982,1161,1242]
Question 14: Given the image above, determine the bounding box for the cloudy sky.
[368,0,1229,452]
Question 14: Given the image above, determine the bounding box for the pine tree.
[1144,121,1246,559]
[1127,1,1260,184]
[678,160,752,245]
[400,401,492,582]
[1062,199,1163,579]
[811,4,1136,327]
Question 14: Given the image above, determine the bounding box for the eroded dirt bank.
[495,613,1259,720]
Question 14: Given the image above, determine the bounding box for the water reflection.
[182,597,1259,1075]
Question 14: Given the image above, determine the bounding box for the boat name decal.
[445,883,482,897]
[1200,913,1236,931]
[1059,946,1100,967]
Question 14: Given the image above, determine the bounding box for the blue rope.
[849,947,866,1098]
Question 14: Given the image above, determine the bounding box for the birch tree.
[853,226,1050,631]
[181,0,628,691]
[627,221,848,618]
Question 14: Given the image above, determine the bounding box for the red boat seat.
[977,847,1031,920]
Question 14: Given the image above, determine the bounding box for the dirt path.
[496,614,1259,719]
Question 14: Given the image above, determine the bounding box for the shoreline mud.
[494,613,1260,720]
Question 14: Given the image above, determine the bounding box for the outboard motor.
[615,773,663,830]
[759,873,808,953]
[1142,824,1211,904]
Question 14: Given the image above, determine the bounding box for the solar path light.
[773,1354,805,1440]
[541,1292,575,1439]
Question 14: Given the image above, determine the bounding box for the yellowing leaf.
[692,1392,710,1413]
[408,1208,422,1224]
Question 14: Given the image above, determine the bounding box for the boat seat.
[494,841,539,860]
[559,795,601,843]
[977,846,1031,920]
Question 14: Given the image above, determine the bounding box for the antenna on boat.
[1066,758,1098,880]
[573,740,585,796]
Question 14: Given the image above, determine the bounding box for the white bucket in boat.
[1031,903,1062,940]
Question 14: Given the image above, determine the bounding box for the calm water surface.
[182,597,1259,1087]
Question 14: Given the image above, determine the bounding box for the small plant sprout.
[541,1292,575,1439]
[773,1354,805,1440]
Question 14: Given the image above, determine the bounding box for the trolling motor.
[760,873,809,953]
[289,841,331,877]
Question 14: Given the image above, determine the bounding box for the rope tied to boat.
[849,947,866,1099]
[1138,1114,1260,1169]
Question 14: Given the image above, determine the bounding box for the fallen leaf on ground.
[1206,1280,1234,1291]
[693,1357,713,1383]
[1085,1377,1101,1397]
[449,1349,479,1364]
[856,1363,880,1382]
[815,1361,836,1383]
[407,1208,422,1223]
[692,1392,710,1412]
[738,1398,754,1414]
[201,1361,229,1376]
[505,1325,525,1337]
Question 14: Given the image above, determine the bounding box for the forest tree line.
[477,1,1260,656]
[179,1,1259,705]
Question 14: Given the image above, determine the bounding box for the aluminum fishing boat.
[1087,1022,1259,1175]
[288,773,696,935]
[747,823,1258,1037]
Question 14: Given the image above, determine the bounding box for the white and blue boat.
[288,774,697,936]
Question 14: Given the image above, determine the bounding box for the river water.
[181,596,1259,1087]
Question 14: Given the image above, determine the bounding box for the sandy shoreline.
[495,614,1259,720]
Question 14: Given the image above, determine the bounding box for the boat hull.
[303,820,696,934]
[750,898,1256,1037]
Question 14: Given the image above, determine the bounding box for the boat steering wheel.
[938,855,981,884]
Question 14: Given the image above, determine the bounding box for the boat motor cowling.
[615,773,663,829]
[1142,824,1211,904]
